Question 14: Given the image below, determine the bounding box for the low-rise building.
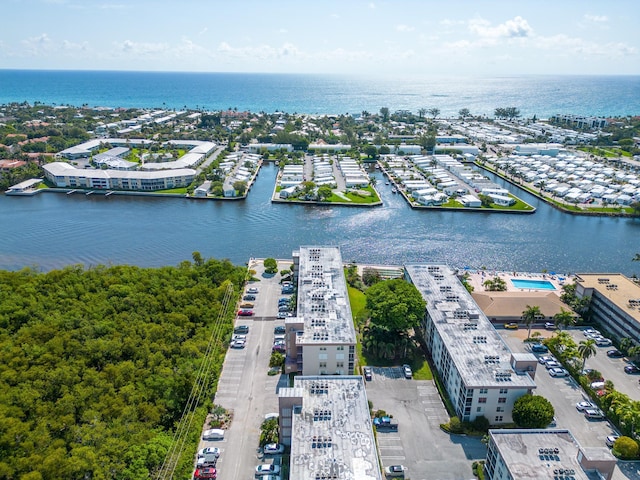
[405,264,536,424]
[485,429,616,480]
[285,247,356,375]
[278,375,382,480]
[574,273,640,342]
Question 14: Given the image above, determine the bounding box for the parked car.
[607,349,624,358]
[531,343,548,353]
[549,367,569,378]
[624,364,640,374]
[274,325,286,334]
[238,309,254,316]
[230,339,246,349]
[202,429,225,440]
[276,312,288,319]
[373,416,398,431]
[278,297,290,305]
[247,287,259,294]
[544,361,561,370]
[384,465,407,477]
[233,325,249,334]
[504,323,519,330]
[243,294,256,301]
[198,447,221,458]
[197,454,218,467]
[544,322,556,330]
[583,328,600,336]
[595,337,612,347]
[605,435,619,448]
[239,302,254,309]
[194,467,217,479]
[363,366,373,381]
[278,305,290,312]
[538,355,555,365]
[281,286,294,294]
[402,364,413,379]
[255,464,281,476]
[584,408,605,420]
[576,401,595,412]
[263,443,285,455]
[272,343,285,353]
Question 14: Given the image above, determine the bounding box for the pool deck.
[465,270,574,294]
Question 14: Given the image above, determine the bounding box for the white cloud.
[584,14,608,23]
[62,39,88,51]
[22,33,52,55]
[469,16,533,39]
[440,19,465,26]
[396,24,415,33]
[117,39,169,55]
[217,41,304,60]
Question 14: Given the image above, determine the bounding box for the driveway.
[365,367,486,480]
[198,259,290,480]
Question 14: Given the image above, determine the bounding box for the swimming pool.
[511,279,556,290]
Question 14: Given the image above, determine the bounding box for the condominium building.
[485,429,616,480]
[43,162,195,191]
[405,264,536,424]
[278,375,382,480]
[574,273,640,341]
[284,247,356,376]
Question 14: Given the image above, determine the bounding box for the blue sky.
[2,0,638,75]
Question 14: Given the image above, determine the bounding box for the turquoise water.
[510,279,556,290]
[0,70,638,117]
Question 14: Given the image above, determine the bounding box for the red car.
[194,467,217,479]
[238,309,254,316]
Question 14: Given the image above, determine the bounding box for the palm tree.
[522,305,542,339]
[619,337,633,355]
[553,308,575,331]
[418,108,427,119]
[578,339,597,371]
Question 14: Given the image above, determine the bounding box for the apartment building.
[485,429,615,480]
[405,264,536,424]
[278,376,382,480]
[574,273,640,342]
[284,246,356,376]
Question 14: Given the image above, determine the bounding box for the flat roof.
[43,162,195,179]
[286,376,382,480]
[296,247,356,345]
[489,429,614,480]
[405,264,536,389]
[575,273,640,324]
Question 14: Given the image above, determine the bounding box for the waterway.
[1,163,638,274]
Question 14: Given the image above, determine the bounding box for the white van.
[590,381,605,390]
[202,428,225,440]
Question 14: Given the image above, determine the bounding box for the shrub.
[512,394,554,428]
[263,258,278,274]
[441,416,464,434]
[472,415,490,433]
[269,352,284,368]
[612,436,639,459]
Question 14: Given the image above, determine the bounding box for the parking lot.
[365,367,486,480]
[498,328,635,480]
[197,259,291,480]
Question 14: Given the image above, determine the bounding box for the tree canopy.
[0,258,246,479]
[365,279,426,333]
[512,394,555,428]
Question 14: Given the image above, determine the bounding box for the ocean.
[1,70,639,118]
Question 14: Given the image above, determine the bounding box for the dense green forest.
[0,257,246,480]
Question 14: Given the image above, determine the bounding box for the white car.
[538,355,555,365]
[584,408,605,420]
[402,364,413,379]
[230,339,246,349]
[247,287,259,294]
[605,435,619,447]
[548,367,569,377]
[544,361,561,370]
[385,465,407,477]
[202,428,225,440]
[263,443,285,455]
[576,401,595,412]
[197,447,221,458]
[595,337,612,346]
[583,328,600,336]
[255,464,281,476]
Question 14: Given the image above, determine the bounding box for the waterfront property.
[278,375,382,480]
[485,429,616,480]
[472,291,576,326]
[405,264,537,424]
[285,247,356,375]
[574,273,640,342]
[43,162,195,191]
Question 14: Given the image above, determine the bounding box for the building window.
[478,397,487,404]
[495,416,503,422]
[320,347,327,351]
[477,407,482,412]
[337,346,344,351]
[336,362,344,368]
[498,397,506,404]
[496,407,504,412]
[479,388,488,394]
[319,353,328,360]
[499,388,508,394]
[319,362,327,368]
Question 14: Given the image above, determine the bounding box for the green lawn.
[153,187,188,194]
